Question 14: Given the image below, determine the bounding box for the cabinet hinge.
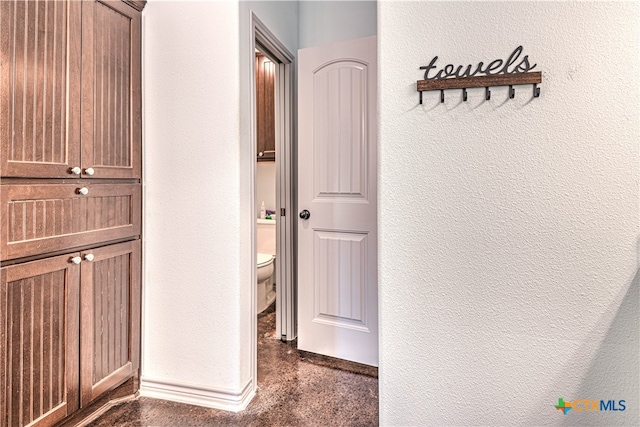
[281,208,286,217]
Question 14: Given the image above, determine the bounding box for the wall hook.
[417,70,542,105]
[533,83,540,98]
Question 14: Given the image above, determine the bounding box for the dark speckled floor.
[87,305,379,426]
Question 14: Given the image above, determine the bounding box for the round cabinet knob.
[299,209,311,220]
[258,152,264,157]
[70,256,82,265]
[69,166,81,175]
[84,167,95,176]
[76,187,89,196]
[84,254,95,262]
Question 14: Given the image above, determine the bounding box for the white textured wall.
[379,1,639,426]
[299,0,376,49]
[141,0,298,410]
[141,0,246,405]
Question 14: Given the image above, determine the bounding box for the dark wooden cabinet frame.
[0,1,145,425]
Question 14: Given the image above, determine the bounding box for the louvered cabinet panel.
[80,240,140,406]
[0,254,80,426]
[1,182,141,261]
[0,0,82,178]
[81,0,141,179]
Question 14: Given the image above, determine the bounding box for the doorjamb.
[249,12,296,389]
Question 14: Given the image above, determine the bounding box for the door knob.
[299,209,310,220]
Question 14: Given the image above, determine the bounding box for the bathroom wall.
[378,1,639,426]
[256,162,276,218]
[299,0,377,49]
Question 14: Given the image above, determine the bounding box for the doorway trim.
[249,12,296,391]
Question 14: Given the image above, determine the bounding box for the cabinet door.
[1,182,141,261]
[81,0,141,179]
[0,254,80,426]
[79,240,140,406]
[0,0,82,178]
[256,54,276,162]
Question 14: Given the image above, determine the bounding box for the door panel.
[80,240,140,406]
[0,254,80,426]
[81,0,141,179]
[313,231,369,330]
[1,182,141,261]
[0,0,82,178]
[298,36,378,367]
[313,61,368,199]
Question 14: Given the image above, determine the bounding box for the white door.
[297,36,378,367]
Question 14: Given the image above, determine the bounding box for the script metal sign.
[420,46,536,80]
[417,46,542,103]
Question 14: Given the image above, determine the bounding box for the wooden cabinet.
[0,241,140,424]
[0,254,80,427]
[0,1,144,425]
[255,53,276,162]
[79,240,140,406]
[81,0,142,179]
[0,0,82,178]
[0,0,141,179]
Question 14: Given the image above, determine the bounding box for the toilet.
[256,219,276,314]
[257,253,275,314]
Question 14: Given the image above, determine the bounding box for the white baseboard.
[139,376,255,413]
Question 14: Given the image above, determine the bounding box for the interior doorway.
[249,12,296,389]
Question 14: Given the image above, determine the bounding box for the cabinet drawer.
[1,182,141,261]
